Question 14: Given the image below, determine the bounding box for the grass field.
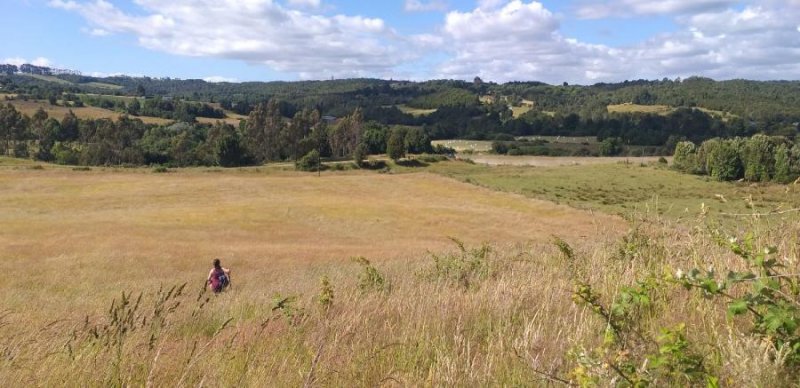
[0,161,620,324]
[396,104,438,116]
[431,139,493,152]
[463,154,666,167]
[511,104,532,118]
[515,135,597,144]
[425,160,800,221]
[5,99,173,125]
[19,73,73,85]
[1,157,798,385]
[607,103,674,115]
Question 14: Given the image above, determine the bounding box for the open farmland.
[463,154,667,166]
[1,158,798,385]
[607,103,674,115]
[4,98,172,125]
[432,139,493,152]
[0,161,622,324]
[396,104,438,116]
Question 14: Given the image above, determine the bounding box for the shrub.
[353,143,366,167]
[295,149,321,172]
[152,165,169,173]
[418,238,494,290]
[13,142,29,158]
[353,257,390,293]
[599,137,623,156]
[672,141,697,173]
[675,235,800,365]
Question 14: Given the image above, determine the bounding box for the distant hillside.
[2,63,799,145]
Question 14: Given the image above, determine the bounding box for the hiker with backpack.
[207,258,231,293]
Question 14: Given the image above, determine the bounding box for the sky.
[3,0,800,84]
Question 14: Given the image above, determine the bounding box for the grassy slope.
[396,104,438,116]
[4,98,173,125]
[0,161,620,321]
[1,157,797,385]
[425,160,800,222]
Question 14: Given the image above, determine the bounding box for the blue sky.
[3,0,800,84]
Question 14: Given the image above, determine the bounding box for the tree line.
[672,135,800,183]
[0,101,438,168]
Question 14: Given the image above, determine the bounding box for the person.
[207,258,231,293]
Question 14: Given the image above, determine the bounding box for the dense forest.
[1,64,799,166]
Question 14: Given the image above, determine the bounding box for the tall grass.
[2,212,797,385]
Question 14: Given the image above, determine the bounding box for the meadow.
[1,157,798,386]
[2,97,172,125]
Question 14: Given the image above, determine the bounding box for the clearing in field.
[396,104,438,116]
[607,103,674,115]
[0,164,623,322]
[5,99,173,125]
[431,139,493,152]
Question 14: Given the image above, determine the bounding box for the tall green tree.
[386,126,407,161]
[328,108,363,159]
[741,134,775,182]
[245,99,284,163]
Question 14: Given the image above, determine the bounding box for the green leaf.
[728,299,749,316]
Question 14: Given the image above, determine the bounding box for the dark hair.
[213,258,221,269]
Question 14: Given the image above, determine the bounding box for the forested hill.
[2,65,799,145]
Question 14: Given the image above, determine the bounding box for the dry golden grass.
[431,139,493,152]
[396,104,438,117]
[608,103,674,115]
[5,99,172,125]
[0,165,622,323]
[0,160,797,385]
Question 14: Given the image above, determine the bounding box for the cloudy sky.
[4,0,800,84]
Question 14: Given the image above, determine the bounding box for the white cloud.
[31,57,51,67]
[48,0,411,79]
[2,57,52,67]
[203,76,238,83]
[433,0,800,83]
[46,0,800,83]
[575,0,738,19]
[404,0,447,12]
[286,0,321,8]
[437,1,621,83]
[2,57,27,66]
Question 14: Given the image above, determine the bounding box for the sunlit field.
[0,162,620,323]
[1,158,798,386]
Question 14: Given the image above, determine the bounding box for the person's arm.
[207,269,214,288]
[224,268,232,288]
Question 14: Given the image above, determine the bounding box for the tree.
[386,127,407,161]
[773,143,793,183]
[741,134,775,182]
[707,139,742,181]
[59,110,79,141]
[353,143,366,167]
[285,108,320,162]
[0,103,25,155]
[328,108,364,159]
[599,137,622,156]
[672,141,697,173]
[216,132,247,167]
[245,99,284,163]
[404,126,432,154]
[127,99,141,116]
[362,122,388,154]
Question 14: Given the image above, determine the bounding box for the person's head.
[213,258,221,269]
